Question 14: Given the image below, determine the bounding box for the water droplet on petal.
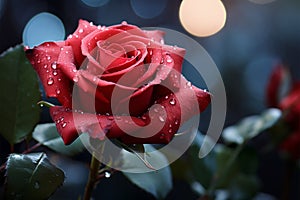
[186,81,192,88]
[51,62,57,69]
[47,78,54,85]
[43,64,47,69]
[168,129,172,133]
[104,171,111,178]
[165,95,169,99]
[141,116,147,120]
[47,56,51,60]
[79,28,83,33]
[169,98,176,105]
[174,119,179,125]
[62,122,67,128]
[166,57,172,63]
[204,89,209,92]
[93,76,97,82]
[121,21,128,25]
[159,116,165,122]
[53,71,58,76]
[73,76,79,82]
[56,89,61,95]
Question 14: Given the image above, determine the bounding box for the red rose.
[267,64,300,159]
[26,20,210,145]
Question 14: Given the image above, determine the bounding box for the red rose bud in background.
[26,20,211,145]
[266,64,300,159]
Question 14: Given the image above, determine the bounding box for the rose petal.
[50,106,113,144]
[119,76,211,144]
[25,42,73,108]
[266,64,290,107]
[65,19,98,65]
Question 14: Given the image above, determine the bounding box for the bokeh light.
[130,0,167,19]
[248,0,276,5]
[23,12,65,48]
[81,0,110,7]
[179,0,227,37]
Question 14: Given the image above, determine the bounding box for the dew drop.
[62,122,67,128]
[173,45,178,50]
[166,57,172,63]
[53,71,58,76]
[186,81,192,88]
[51,62,57,69]
[93,76,97,82]
[153,108,159,113]
[34,181,40,189]
[58,78,62,82]
[39,103,44,108]
[47,78,54,85]
[68,35,73,39]
[104,171,111,178]
[169,98,176,105]
[168,129,172,133]
[204,89,208,92]
[43,64,47,69]
[72,69,77,73]
[79,28,83,33]
[47,56,51,60]
[165,95,169,99]
[56,89,61,95]
[73,76,79,82]
[121,21,128,25]
[174,119,179,125]
[141,116,147,120]
[158,116,165,122]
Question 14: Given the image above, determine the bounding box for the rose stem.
[83,152,101,200]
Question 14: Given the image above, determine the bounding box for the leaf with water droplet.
[113,140,155,170]
[0,45,41,144]
[32,123,86,156]
[121,144,172,199]
[4,153,65,199]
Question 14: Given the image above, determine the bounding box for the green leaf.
[228,174,260,200]
[4,153,65,199]
[121,145,172,199]
[0,45,41,144]
[222,108,282,144]
[32,123,86,156]
[113,140,155,170]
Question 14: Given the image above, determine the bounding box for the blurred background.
[0,0,300,199]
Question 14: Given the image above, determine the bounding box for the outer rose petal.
[49,76,211,145]
[66,19,98,65]
[266,64,290,107]
[25,42,73,108]
[280,130,300,160]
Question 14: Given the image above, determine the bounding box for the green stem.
[206,142,245,197]
[83,153,101,200]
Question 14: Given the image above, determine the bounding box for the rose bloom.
[26,20,210,145]
[267,64,300,159]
